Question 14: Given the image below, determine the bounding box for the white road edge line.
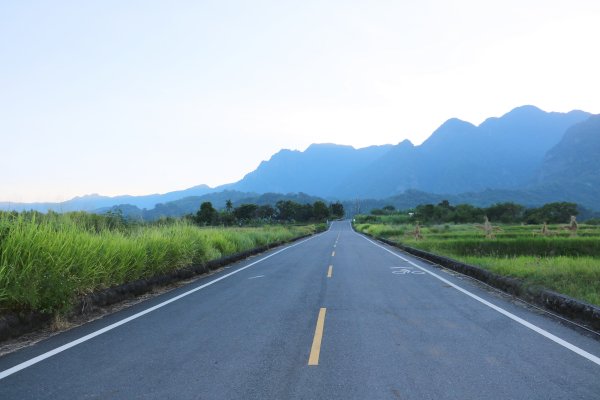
[0,231,326,380]
[357,233,600,367]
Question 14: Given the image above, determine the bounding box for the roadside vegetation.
[355,201,600,307]
[0,198,342,315]
[190,199,344,226]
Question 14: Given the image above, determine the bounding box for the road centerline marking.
[356,232,600,367]
[327,265,333,278]
[0,232,327,381]
[308,308,327,366]
[331,251,335,257]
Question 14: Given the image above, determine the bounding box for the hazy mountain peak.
[73,193,102,200]
[430,117,477,136]
[188,184,211,190]
[481,105,591,130]
[223,140,393,197]
[397,139,414,147]
[268,148,299,160]
[539,114,600,182]
[441,117,475,128]
[305,143,354,151]
[507,104,543,114]
[421,118,477,148]
[478,105,543,128]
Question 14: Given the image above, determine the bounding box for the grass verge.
[0,212,318,315]
[355,222,600,307]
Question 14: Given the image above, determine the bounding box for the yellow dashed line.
[308,308,327,366]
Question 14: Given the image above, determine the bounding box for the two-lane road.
[1,221,599,399]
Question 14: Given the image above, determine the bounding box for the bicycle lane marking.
[356,232,600,367]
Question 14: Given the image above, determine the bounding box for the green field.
[0,212,319,314]
[355,221,600,307]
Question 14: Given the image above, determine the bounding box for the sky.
[1,0,600,203]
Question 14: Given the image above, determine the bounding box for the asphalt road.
[1,221,599,399]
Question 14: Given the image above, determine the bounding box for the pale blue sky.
[2,0,600,202]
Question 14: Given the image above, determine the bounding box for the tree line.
[366,201,586,224]
[191,199,345,226]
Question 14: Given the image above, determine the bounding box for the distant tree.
[371,205,393,216]
[524,202,579,224]
[359,200,586,226]
[313,201,330,221]
[485,202,525,223]
[105,208,127,230]
[329,201,345,218]
[276,200,299,221]
[225,199,233,213]
[196,202,218,225]
[451,204,484,223]
[256,204,275,220]
[577,206,600,222]
[415,204,437,223]
[437,200,455,221]
[297,203,314,222]
[219,211,236,226]
[438,200,452,209]
[234,203,259,222]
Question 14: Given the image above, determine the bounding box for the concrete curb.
[366,233,600,332]
[0,232,315,342]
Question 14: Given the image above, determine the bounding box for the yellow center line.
[327,265,333,278]
[308,308,327,366]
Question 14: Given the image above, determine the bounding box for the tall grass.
[0,213,315,314]
[459,256,600,306]
[355,221,600,307]
[403,237,600,257]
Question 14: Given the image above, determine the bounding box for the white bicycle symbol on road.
[390,267,425,275]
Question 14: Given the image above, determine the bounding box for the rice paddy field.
[0,212,319,314]
[355,221,600,307]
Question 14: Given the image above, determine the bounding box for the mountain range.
[2,105,598,216]
[225,105,590,198]
[0,185,213,213]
